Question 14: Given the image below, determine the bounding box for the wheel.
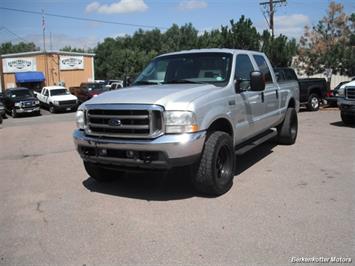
[49,105,55,113]
[0,115,2,124]
[341,112,355,125]
[84,161,122,182]
[11,109,17,118]
[192,131,235,196]
[277,108,298,145]
[307,94,320,111]
[35,110,41,116]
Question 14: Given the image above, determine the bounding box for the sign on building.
[2,57,37,73]
[60,56,84,70]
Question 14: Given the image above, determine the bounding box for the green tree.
[220,16,260,50]
[261,30,297,67]
[0,41,39,55]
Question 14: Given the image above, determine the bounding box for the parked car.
[337,80,355,125]
[36,86,78,113]
[274,67,327,111]
[3,87,40,117]
[0,101,4,124]
[325,81,350,107]
[74,49,299,196]
[70,82,108,103]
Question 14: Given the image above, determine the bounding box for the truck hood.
[83,83,218,110]
[51,94,78,101]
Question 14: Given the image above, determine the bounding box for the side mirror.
[250,71,265,91]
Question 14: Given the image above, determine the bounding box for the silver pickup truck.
[73,49,299,196]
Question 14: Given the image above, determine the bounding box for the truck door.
[252,54,280,128]
[42,89,49,106]
[233,54,265,142]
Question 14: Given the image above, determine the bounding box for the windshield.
[50,89,69,96]
[11,89,33,98]
[84,83,106,92]
[133,52,233,87]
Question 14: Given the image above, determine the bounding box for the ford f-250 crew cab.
[337,80,355,125]
[36,86,78,113]
[73,49,300,196]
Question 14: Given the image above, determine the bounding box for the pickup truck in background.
[70,82,108,103]
[337,80,355,125]
[3,87,40,117]
[274,67,327,111]
[36,86,78,113]
[74,49,300,196]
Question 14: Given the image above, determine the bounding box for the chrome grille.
[85,104,164,138]
[345,87,355,100]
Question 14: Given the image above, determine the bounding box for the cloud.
[274,14,310,39]
[85,0,148,14]
[178,0,208,11]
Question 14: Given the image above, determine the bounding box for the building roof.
[1,50,95,58]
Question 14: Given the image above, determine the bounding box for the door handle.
[261,92,264,103]
[275,90,279,99]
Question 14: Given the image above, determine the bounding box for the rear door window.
[253,55,273,83]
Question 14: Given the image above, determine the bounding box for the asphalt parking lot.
[0,108,354,265]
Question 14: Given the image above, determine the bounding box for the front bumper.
[73,129,206,170]
[15,106,40,113]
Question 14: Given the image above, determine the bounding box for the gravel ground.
[0,108,354,265]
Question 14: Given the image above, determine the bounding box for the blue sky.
[0,0,354,50]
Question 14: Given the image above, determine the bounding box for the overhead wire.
[0,7,168,30]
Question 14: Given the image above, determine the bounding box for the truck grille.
[59,100,77,106]
[85,104,164,139]
[345,87,355,100]
[22,101,35,107]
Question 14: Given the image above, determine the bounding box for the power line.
[0,7,168,30]
[259,0,287,37]
[0,26,28,43]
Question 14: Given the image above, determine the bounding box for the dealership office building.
[0,50,95,92]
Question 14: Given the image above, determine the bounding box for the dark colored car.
[274,67,327,111]
[0,93,5,120]
[325,81,350,107]
[3,87,40,118]
[70,82,108,103]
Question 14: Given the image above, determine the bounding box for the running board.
[235,129,277,155]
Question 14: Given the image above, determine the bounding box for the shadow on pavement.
[330,121,355,128]
[82,142,277,201]
[235,142,276,175]
[83,167,196,201]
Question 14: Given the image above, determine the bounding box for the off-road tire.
[277,108,298,145]
[307,93,320,111]
[341,112,355,125]
[84,161,122,182]
[192,131,235,196]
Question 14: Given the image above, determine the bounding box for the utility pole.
[42,9,49,86]
[259,0,286,37]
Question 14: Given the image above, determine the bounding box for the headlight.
[338,87,345,97]
[53,100,59,105]
[14,102,22,107]
[164,111,199,134]
[35,100,40,105]
[76,110,85,129]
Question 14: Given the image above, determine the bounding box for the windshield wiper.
[134,80,160,85]
[164,79,204,84]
